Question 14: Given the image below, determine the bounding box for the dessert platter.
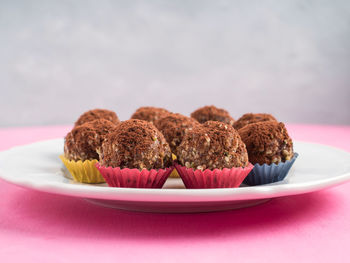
[1,106,350,213]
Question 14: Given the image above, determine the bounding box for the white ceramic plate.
[0,139,350,213]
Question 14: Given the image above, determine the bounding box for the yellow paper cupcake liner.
[169,153,180,178]
[59,155,105,184]
[169,169,180,178]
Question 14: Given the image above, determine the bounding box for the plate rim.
[1,138,350,203]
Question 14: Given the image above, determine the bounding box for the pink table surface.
[1,124,350,263]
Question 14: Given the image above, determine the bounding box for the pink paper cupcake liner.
[95,163,174,188]
[174,163,254,189]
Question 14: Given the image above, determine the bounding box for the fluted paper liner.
[169,169,180,178]
[95,163,174,188]
[169,153,180,178]
[243,153,299,186]
[175,163,254,189]
[59,155,105,183]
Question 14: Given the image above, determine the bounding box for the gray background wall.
[1,0,349,127]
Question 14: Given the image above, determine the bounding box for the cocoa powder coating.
[154,113,200,156]
[75,109,120,127]
[177,121,249,170]
[64,119,117,161]
[238,121,294,165]
[99,119,172,170]
[191,105,235,126]
[233,113,277,130]
[131,106,170,123]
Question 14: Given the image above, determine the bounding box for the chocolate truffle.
[238,121,294,165]
[75,109,120,127]
[233,113,277,130]
[99,119,172,170]
[154,113,200,156]
[191,105,235,126]
[131,107,170,123]
[177,121,249,170]
[64,119,117,161]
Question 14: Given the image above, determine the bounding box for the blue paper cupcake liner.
[243,153,299,186]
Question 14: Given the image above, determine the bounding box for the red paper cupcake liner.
[95,163,174,188]
[174,163,254,189]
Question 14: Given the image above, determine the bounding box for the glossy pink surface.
[1,124,350,262]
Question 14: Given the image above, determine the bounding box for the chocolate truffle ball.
[99,119,172,170]
[64,119,117,161]
[177,121,249,170]
[191,105,235,126]
[238,121,294,165]
[75,109,120,127]
[131,107,170,123]
[233,113,277,130]
[154,113,200,156]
